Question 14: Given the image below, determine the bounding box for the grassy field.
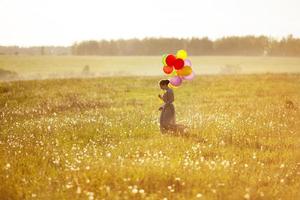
[0,74,300,199]
[1,56,300,80]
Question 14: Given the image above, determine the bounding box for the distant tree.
[2,35,300,56]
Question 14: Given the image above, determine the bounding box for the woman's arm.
[163,89,174,104]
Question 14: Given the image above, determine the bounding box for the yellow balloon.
[168,83,178,89]
[176,49,188,59]
[176,66,192,76]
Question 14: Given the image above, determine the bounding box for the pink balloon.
[184,59,192,67]
[182,71,195,80]
[169,76,182,86]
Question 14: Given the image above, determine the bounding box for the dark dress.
[159,88,175,133]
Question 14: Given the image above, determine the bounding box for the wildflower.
[86,192,94,200]
[4,163,10,170]
[132,188,138,194]
[139,189,145,194]
[244,193,250,199]
[175,177,181,181]
[196,193,203,198]
[66,183,73,189]
[76,187,82,194]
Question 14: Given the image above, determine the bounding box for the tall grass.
[0,74,300,199]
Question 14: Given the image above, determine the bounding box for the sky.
[0,0,299,46]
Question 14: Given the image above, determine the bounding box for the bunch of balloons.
[162,50,195,87]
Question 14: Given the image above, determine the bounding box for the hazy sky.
[0,0,299,46]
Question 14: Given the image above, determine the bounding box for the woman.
[158,79,176,133]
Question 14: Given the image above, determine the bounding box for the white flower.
[196,193,203,198]
[244,193,250,199]
[139,189,145,194]
[76,187,82,194]
[132,188,138,194]
[4,163,10,170]
[66,183,73,189]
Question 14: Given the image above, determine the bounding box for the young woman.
[158,79,176,133]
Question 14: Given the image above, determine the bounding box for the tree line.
[0,46,70,55]
[1,35,300,56]
[71,35,300,56]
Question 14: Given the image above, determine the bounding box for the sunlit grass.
[0,74,300,199]
[1,55,300,79]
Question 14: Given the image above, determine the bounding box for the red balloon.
[173,58,184,70]
[166,54,176,66]
[163,65,173,74]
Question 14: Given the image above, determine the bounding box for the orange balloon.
[176,66,192,76]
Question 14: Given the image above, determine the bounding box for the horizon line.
[0,34,298,48]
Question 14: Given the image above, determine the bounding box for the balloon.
[169,76,182,86]
[182,71,195,80]
[162,54,167,65]
[176,50,188,59]
[167,70,177,77]
[163,65,173,74]
[166,54,176,66]
[173,58,184,70]
[176,66,192,76]
[184,59,192,67]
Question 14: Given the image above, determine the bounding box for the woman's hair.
[159,79,170,87]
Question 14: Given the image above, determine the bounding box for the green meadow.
[1,73,300,199]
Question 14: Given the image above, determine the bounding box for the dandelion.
[4,163,11,170]
[86,192,94,200]
[139,189,145,194]
[196,193,203,198]
[175,177,181,181]
[106,152,111,157]
[76,186,82,194]
[132,188,138,194]
[244,193,250,199]
[66,182,73,189]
